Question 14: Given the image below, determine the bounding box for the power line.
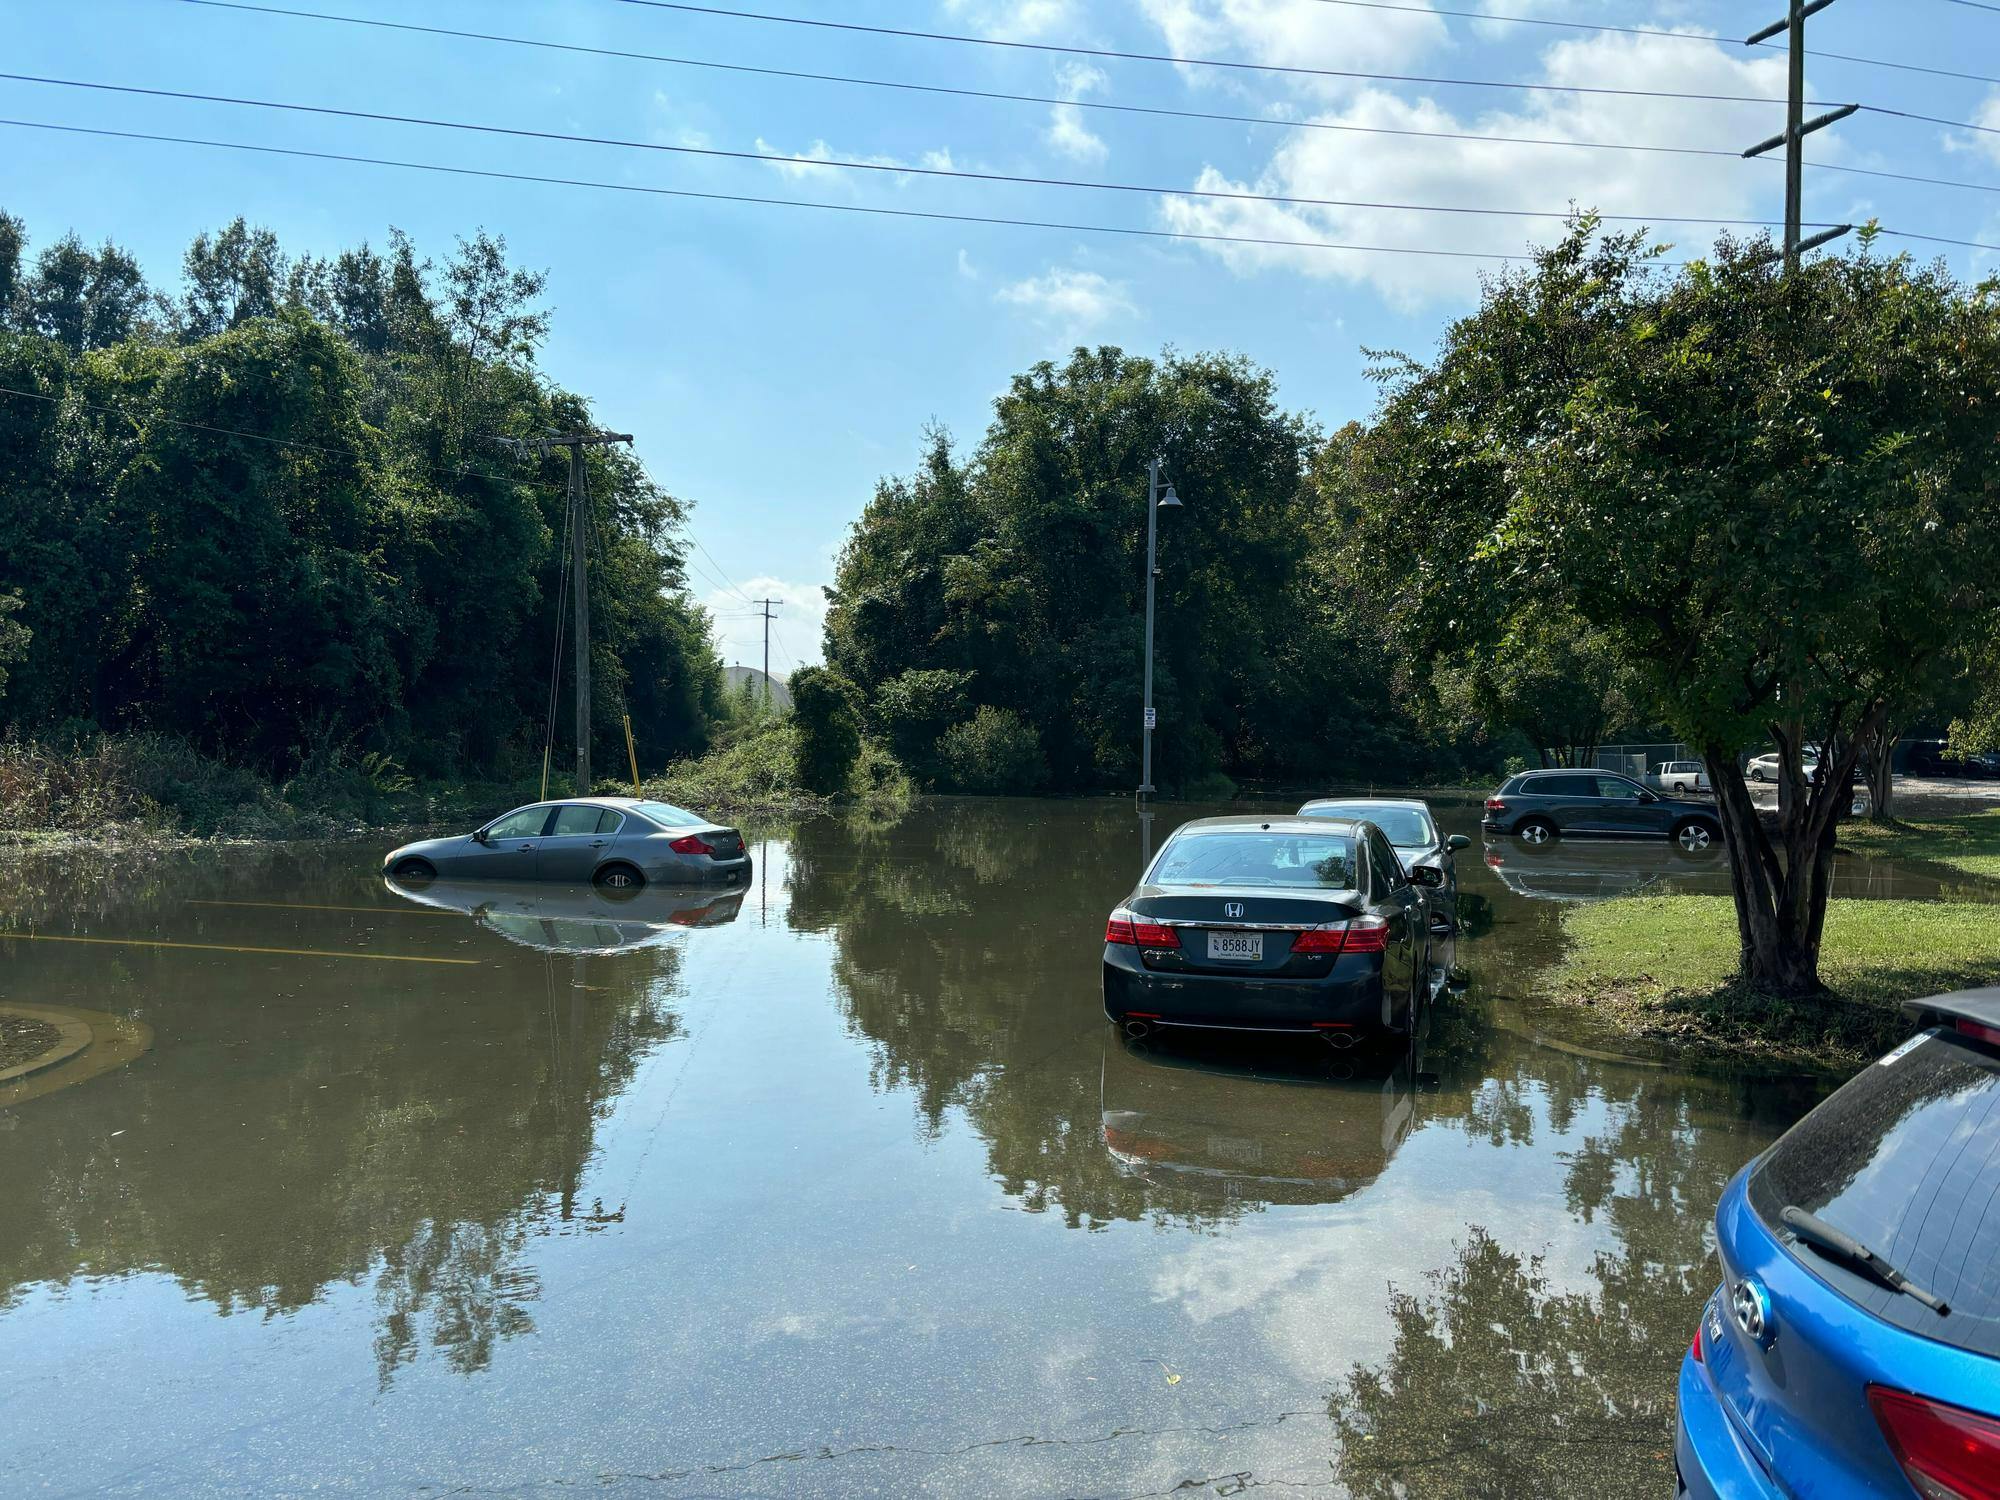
[1941,0,2000,13]
[0,118,1611,263]
[7,118,1988,263]
[1304,0,2000,89]
[0,380,569,491]
[0,74,1813,230]
[168,2,2000,200]
[1866,105,2000,139]
[611,0,1817,105]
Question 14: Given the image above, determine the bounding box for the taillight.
[1485,797,1508,813]
[1342,917,1391,954]
[1958,1018,2000,1050]
[1870,1387,2000,1500]
[1689,1319,1704,1364]
[1105,909,1178,948]
[1291,927,1348,955]
[668,834,715,856]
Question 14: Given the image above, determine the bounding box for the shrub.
[872,668,972,787]
[789,667,864,795]
[937,707,1048,795]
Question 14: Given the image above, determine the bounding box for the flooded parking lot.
[0,797,1985,1497]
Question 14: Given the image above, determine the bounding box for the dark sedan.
[1101,815,1430,1047]
[1482,769,1723,852]
[1298,797,1468,939]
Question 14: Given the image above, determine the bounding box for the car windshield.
[1302,803,1434,848]
[1150,831,1356,889]
[632,800,704,828]
[1747,1029,2000,1357]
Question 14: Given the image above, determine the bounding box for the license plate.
[1207,931,1263,962]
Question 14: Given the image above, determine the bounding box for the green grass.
[1542,894,2000,1069]
[642,718,911,816]
[1838,809,2000,881]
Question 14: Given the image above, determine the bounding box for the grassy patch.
[1541,894,2000,1070]
[642,718,911,816]
[1838,809,2000,881]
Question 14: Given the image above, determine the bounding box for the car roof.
[1299,797,1430,812]
[1166,814,1376,837]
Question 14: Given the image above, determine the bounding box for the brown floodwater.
[0,796,1983,1497]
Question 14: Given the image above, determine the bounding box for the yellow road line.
[0,932,480,965]
[187,899,454,917]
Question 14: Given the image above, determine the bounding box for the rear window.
[1748,1031,2000,1357]
[1303,803,1435,848]
[632,800,702,828]
[1152,832,1355,889]
[1532,774,1597,796]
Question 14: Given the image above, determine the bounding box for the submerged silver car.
[384,797,751,888]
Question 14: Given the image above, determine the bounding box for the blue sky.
[7,0,1998,669]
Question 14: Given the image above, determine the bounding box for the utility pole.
[1741,1,1852,820]
[754,598,780,708]
[1138,457,1182,802]
[493,427,634,794]
[1741,1,1856,273]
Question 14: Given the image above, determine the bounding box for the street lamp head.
[1158,481,1182,509]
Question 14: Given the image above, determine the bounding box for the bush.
[789,667,864,795]
[937,707,1048,794]
[872,668,973,787]
[0,732,297,837]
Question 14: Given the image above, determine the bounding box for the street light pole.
[1139,456,1180,802]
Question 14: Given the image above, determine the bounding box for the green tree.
[936,705,1047,794]
[1431,602,1650,768]
[872,666,973,786]
[1350,223,2000,996]
[789,665,862,795]
[0,591,28,697]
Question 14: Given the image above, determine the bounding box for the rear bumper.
[1102,947,1390,1034]
[1676,1349,1781,1500]
[643,854,752,886]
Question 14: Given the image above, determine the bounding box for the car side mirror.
[472,827,491,845]
[1409,865,1444,888]
[1447,834,1471,851]
[1639,791,1658,803]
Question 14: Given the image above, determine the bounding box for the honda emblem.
[1223,901,1245,919]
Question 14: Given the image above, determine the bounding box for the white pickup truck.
[1647,759,1710,795]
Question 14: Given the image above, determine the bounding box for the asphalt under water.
[0,796,1977,1497]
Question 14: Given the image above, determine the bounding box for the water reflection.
[1101,1033,1421,1211]
[388,877,744,953]
[1480,836,1729,903]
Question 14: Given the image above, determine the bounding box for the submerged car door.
[1540,773,1604,832]
[1592,775,1662,836]
[1368,832,1421,1021]
[463,804,552,879]
[537,806,618,882]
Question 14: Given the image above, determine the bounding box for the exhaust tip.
[1320,1030,1357,1050]
[1122,1018,1154,1040]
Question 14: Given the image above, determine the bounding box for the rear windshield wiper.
[1781,1206,1950,1315]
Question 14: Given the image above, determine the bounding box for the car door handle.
[590,840,609,847]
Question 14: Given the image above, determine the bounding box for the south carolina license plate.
[1207,931,1263,962]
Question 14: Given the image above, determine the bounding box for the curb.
[0,1004,93,1085]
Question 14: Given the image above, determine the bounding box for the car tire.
[391,858,435,880]
[1672,781,1688,794]
[594,862,646,891]
[1674,820,1719,853]
[1749,767,1766,782]
[1517,818,1557,846]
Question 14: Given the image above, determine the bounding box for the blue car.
[1677,986,2000,1498]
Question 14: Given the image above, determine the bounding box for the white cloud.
[702,576,829,675]
[956,248,981,280]
[1154,32,1801,307]
[1946,88,2000,168]
[1134,0,1447,98]
[995,266,1137,332]
[941,0,1077,41]
[1045,62,1110,163]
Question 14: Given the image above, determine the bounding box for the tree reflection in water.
[0,845,689,1387]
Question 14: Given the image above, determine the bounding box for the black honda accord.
[1102,815,1431,1045]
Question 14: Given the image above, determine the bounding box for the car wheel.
[1672,781,1688,794]
[594,863,645,891]
[1674,820,1718,853]
[1750,767,1766,782]
[391,858,435,881]
[1518,818,1557,846]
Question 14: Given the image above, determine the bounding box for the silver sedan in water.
[384,797,751,888]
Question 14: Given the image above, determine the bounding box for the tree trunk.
[1703,725,1871,999]
[1866,722,1897,823]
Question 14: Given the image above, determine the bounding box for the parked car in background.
[1676,986,2000,1500]
[1747,748,1823,782]
[1102,816,1430,1046]
[1482,770,1724,852]
[384,797,751,888]
[1297,797,1469,938]
[1649,760,1711,795]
